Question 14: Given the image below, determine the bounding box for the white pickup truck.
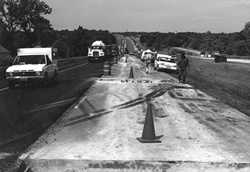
[5,47,58,88]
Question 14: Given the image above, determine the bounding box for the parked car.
[154,54,178,72]
[214,54,227,63]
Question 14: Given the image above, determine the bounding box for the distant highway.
[191,55,250,64]
[174,47,250,64]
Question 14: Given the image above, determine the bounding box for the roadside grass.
[183,57,250,116]
[131,40,250,116]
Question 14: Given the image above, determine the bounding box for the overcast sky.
[42,0,250,33]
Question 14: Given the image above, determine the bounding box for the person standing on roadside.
[144,50,153,74]
[124,48,129,62]
[176,52,189,83]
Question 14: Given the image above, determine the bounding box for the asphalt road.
[0,59,104,171]
[192,55,250,64]
[173,47,250,64]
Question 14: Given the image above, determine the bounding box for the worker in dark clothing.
[124,48,129,62]
[125,48,129,55]
[176,52,189,83]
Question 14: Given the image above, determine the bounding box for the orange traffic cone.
[137,100,162,143]
[129,67,134,78]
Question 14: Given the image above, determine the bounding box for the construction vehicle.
[5,47,58,88]
[88,41,106,62]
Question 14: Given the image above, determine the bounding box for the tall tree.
[242,21,250,38]
[0,0,52,47]
[0,0,20,34]
[18,0,52,34]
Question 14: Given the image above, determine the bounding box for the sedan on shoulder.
[154,54,178,72]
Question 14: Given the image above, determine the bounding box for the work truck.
[88,41,106,62]
[5,47,58,88]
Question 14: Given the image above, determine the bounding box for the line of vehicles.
[4,39,227,89]
[4,40,121,89]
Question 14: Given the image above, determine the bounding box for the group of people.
[142,50,189,83]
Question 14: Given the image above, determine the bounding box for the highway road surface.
[191,55,250,64]
[0,58,104,171]
[19,55,250,172]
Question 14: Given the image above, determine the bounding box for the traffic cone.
[103,60,111,75]
[129,67,134,78]
[137,101,162,143]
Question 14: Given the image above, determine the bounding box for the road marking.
[0,87,8,92]
[59,63,88,73]
[27,97,77,113]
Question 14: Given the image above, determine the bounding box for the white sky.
[42,0,250,33]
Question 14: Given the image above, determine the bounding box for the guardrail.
[58,56,87,65]
[0,56,88,80]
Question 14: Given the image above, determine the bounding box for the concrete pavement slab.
[19,55,250,171]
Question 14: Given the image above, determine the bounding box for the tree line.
[0,0,116,58]
[138,22,250,56]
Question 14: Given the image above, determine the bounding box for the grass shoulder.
[170,56,250,117]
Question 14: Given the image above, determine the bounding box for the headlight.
[100,52,104,56]
[35,71,42,76]
[6,72,13,77]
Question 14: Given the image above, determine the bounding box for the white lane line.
[27,97,77,113]
[59,63,88,73]
[0,87,8,92]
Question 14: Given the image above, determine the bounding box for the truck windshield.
[14,55,45,65]
[91,46,103,50]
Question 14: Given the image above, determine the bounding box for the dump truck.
[5,47,58,88]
